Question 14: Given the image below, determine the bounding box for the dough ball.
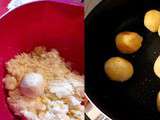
[104,57,134,82]
[20,73,46,98]
[115,32,143,54]
[144,9,160,32]
[154,56,160,78]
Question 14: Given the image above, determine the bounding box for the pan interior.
[86,0,160,120]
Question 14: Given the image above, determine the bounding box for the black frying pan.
[86,0,160,120]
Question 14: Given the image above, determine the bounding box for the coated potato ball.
[104,57,134,82]
[144,9,160,32]
[115,32,143,54]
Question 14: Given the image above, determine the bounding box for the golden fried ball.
[115,32,143,54]
[158,25,160,37]
[157,91,160,112]
[104,57,134,82]
[144,9,160,32]
[154,56,160,78]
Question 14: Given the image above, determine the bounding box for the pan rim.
[85,0,113,120]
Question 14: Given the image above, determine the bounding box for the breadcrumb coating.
[3,47,84,120]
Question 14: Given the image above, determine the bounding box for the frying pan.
[0,1,83,119]
[86,0,160,120]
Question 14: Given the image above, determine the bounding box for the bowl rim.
[0,0,84,21]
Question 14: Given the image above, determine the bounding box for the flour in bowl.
[3,47,84,120]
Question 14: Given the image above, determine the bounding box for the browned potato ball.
[104,57,134,82]
[158,26,160,37]
[154,56,160,78]
[157,91,160,112]
[115,32,143,54]
[144,9,160,32]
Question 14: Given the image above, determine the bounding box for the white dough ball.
[20,73,45,98]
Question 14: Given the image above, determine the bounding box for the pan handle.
[85,94,112,120]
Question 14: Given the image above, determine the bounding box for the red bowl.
[0,1,84,119]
